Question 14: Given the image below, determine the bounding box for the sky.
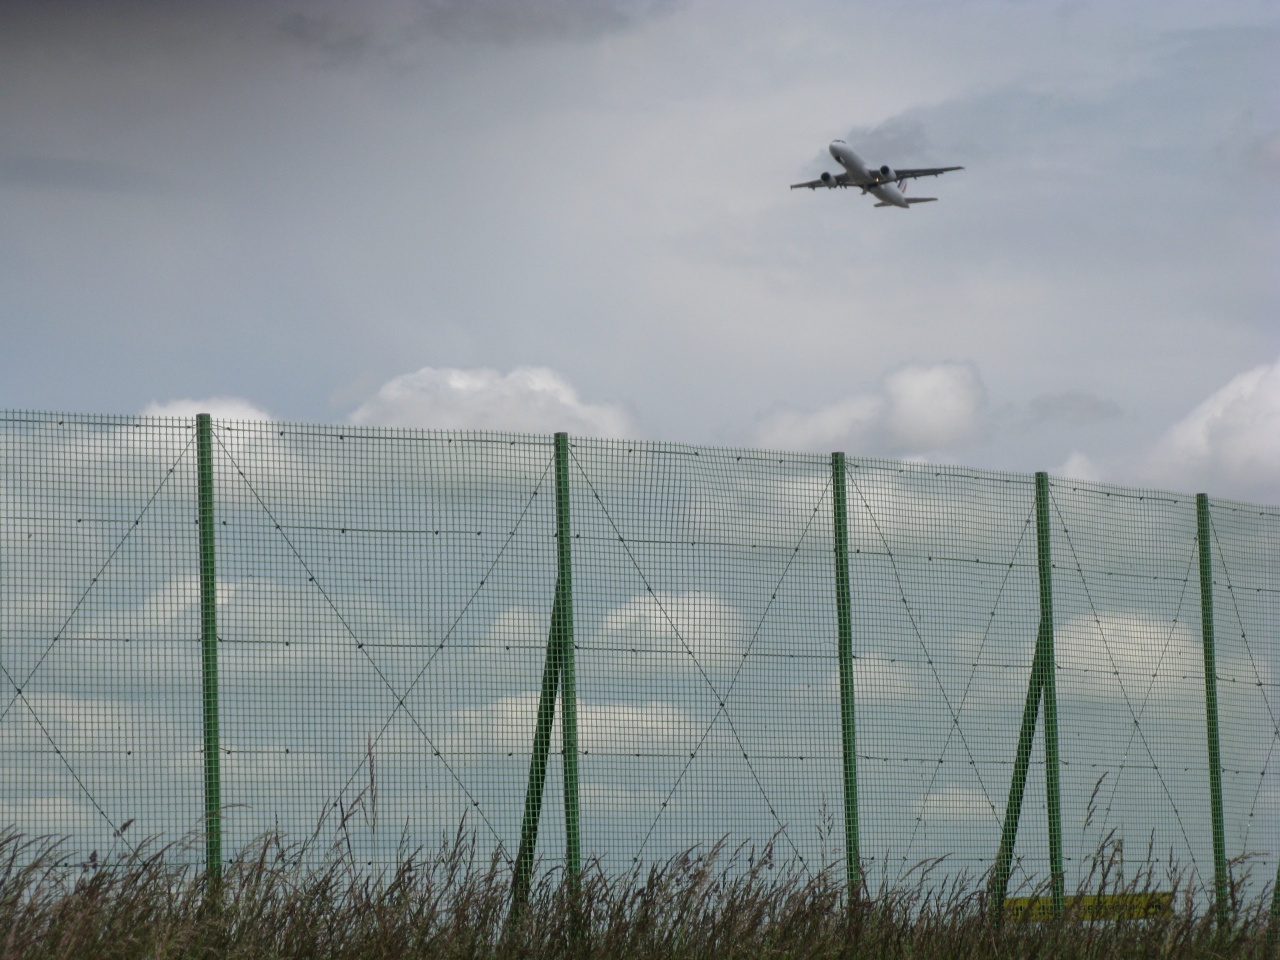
[2,0,1278,502]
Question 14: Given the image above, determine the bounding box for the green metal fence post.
[1035,472,1065,918]
[512,433,582,913]
[1196,494,1229,925]
[830,453,861,896]
[991,472,1064,918]
[195,413,221,884]
[553,432,582,886]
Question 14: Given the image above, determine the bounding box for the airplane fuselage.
[829,140,908,208]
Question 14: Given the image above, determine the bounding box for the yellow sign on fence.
[1004,892,1174,922]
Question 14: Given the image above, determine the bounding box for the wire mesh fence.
[1,411,1277,914]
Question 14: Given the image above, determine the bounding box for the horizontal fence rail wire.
[1,411,1277,916]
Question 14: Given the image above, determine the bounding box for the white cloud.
[439,692,698,754]
[844,658,921,705]
[577,701,699,754]
[601,590,746,671]
[484,606,548,646]
[5,693,180,753]
[1147,356,1280,501]
[754,362,986,456]
[1056,451,1102,482]
[755,396,885,455]
[348,365,633,437]
[1056,613,1202,705]
[915,785,995,822]
[140,396,275,421]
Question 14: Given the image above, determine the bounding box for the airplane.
[791,140,962,208]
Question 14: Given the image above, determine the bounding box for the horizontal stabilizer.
[874,198,939,207]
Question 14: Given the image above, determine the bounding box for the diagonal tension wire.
[719,481,834,713]
[847,472,999,847]
[1049,491,1198,868]
[214,429,511,855]
[569,448,821,867]
[1206,511,1280,845]
[1094,544,1196,868]
[631,470,833,870]
[902,499,1035,864]
[0,430,196,727]
[325,454,555,844]
[0,423,194,855]
[0,658,138,856]
[571,450,811,866]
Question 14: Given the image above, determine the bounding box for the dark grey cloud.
[0,154,159,194]
[273,0,687,59]
[274,13,380,65]
[407,0,687,43]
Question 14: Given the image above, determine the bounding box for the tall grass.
[1,826,1275,959]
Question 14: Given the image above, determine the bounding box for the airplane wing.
[790,172,855,189]
[893,166,963,181]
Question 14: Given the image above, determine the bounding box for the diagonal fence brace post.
[990,472,1063,918]
[511,432,580,913]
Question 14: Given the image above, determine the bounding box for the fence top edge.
[3,409,1277,513]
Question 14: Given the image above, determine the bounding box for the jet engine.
[820,171,836,187]
[878,164,897,182]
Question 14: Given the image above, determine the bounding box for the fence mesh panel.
[0,414,203,858]
[1,411,1276,909]
[1048,480,1211,896]
[843,462,1035,890]
[1210,498,1280,900]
